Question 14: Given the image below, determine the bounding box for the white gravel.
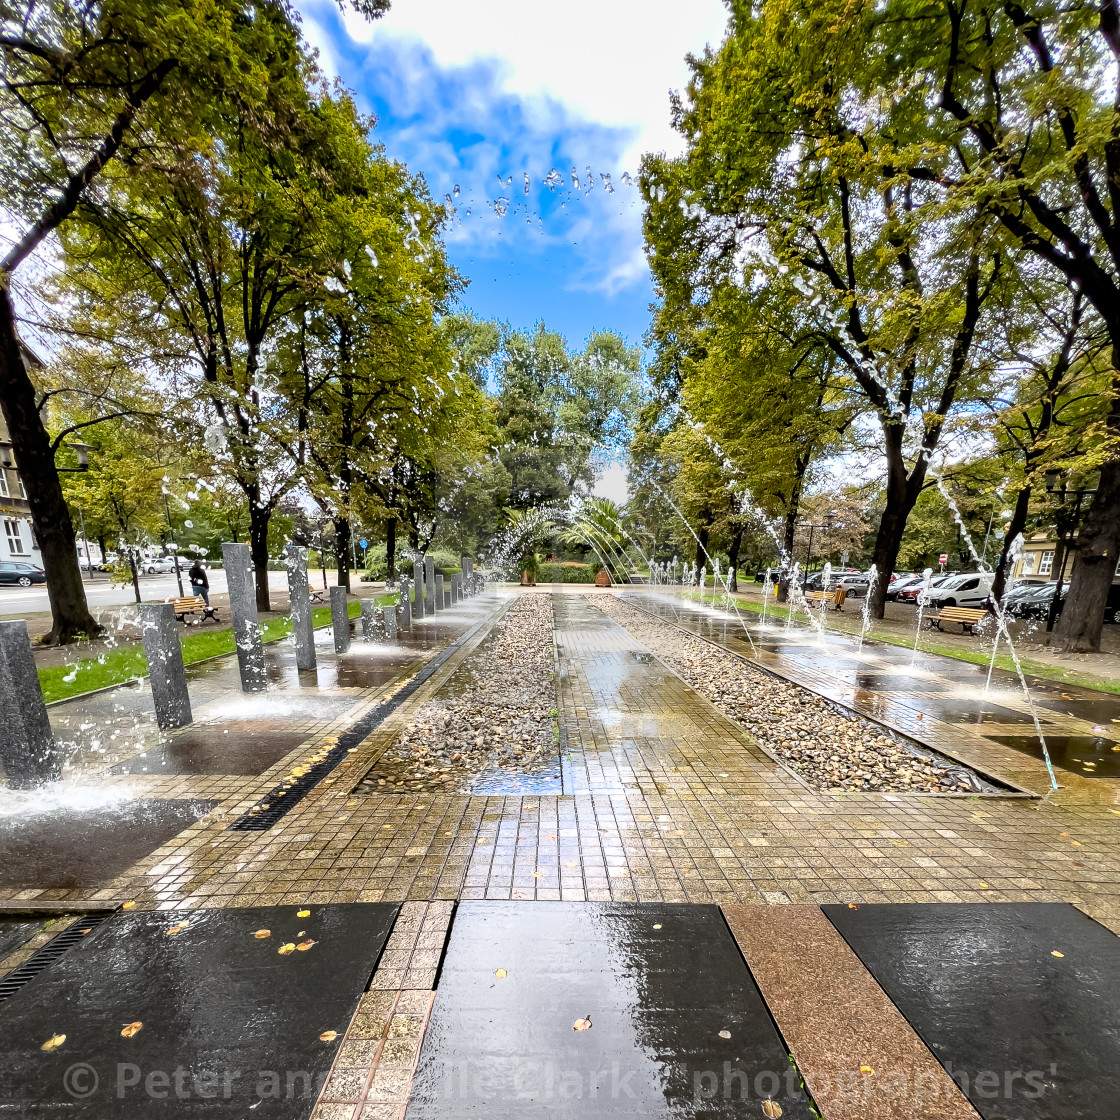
[593,595,978,794]
[359,594,558,791]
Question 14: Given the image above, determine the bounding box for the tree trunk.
[247,498,271,612]
[385,516,397,582]
[127,548,141,604]
[1055,457,1120,652]
[0,285,101,643]
[335,516,351,592]
[727,525,743,592]
[990,485,1032,604]
[868,425,927,619]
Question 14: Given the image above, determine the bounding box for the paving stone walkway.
[0,587,1117,1119]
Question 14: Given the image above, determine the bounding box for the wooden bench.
[804,587,847,611]
[308,585,326,604]
[168,595,219,624]
[923,605,987,633]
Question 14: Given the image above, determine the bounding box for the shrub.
[536,562,597,583]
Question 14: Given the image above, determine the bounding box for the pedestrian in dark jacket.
[188,561,210,606]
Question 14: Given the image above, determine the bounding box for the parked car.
[142,555,178,575]
[834,573,872,598]
[1006,581,1062,620]
[895,573,958,603]
[0,561,46,586]
[885,574,924,601]
[925,572,995,610]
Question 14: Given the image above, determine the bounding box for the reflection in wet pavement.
[989,734,1120,777]
[110,728,309,775]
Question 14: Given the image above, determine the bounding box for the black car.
[0,561,45,586]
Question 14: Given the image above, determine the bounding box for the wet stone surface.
[0,902,399,1117]
[405,901,816,1119]
[110,728,309,776]
[593,596,984,794]
[0,918,45,964]
[0,799,217,890]
[358,595,561,795]
[989,734,1120,778]
[824,902,1120,1120]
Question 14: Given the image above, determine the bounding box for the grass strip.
[40,597,390,704]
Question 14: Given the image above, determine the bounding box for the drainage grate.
[229,608,501,831]
[0,910,115,1004]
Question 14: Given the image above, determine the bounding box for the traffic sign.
[359,539,368,549]
[938,553,948,564]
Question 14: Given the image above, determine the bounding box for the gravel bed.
[593,595,982,794]
[358,594,559,793]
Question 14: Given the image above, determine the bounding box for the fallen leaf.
[572,1015,592,1031]
[120,1022,143,1038]
[278,943,296,956]
[1052,950,1065,958]
[762,1100,783,1118]
[652,924,662,930]
[121,901,137,911]
[718,1029,731,1039]
[848,903,860,910]
[41,1034,66,1052]
[253,929,271,940]
[319,1031,338,1042]
[296,939,317,951]
[979,882,990,889]
[166,921,189,937]
[494,968,507,978]
[860,1065,875,1075]
[297,909,310,918]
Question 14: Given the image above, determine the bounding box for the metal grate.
[228,608,500,831]
[0,910,115,1004]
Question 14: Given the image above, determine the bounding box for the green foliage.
[536,562,598,584]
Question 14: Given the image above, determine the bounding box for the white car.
[924,572,993,609]
[143,555,178,575]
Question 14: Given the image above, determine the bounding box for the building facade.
[0,412,40,565]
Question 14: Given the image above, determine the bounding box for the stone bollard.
[139,603,192,730]
[450,574,458,605]
[222,543,267,692]
[383,604,398,641]
[330,585,351,653]
[460,555,471,596]
[424,556,436,613]
[360,598,379,642]
[435,573,446,612]
[412,560,425,620]
[398,578,412,630]
[0,620,60,787]
[286,546,316,671]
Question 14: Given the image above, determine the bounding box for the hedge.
[535,562,598,583]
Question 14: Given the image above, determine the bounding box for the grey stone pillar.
[139,603,192,730]
[330,585,351,653]
[460,555,471,596]
[222,542,267,692]
[412,560,425,620]
[383,604,398,641]
[434,573,445,612]
[398,578,412,630]
[450,574,458,605]
[360,598,379,641]
[286,546,316,671]
[0,620,59,787]
[424,556,436,612]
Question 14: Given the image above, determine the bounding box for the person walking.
[188,560,210,606]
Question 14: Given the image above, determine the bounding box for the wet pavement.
[0,587,1119,1118]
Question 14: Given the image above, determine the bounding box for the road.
[0,569,294,617]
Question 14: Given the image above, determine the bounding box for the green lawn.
[41,596,393,704]
[681,590,1120,696]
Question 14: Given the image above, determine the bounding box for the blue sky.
[296,0,729,352]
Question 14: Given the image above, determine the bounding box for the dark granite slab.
[824,902,1120,1120]
[988,734,1120,778]
[0,902,399,1116]
[111,730,307,776]
[405,901,816,1118]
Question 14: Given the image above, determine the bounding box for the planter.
[521,570,537,586]
[594,570,612,587]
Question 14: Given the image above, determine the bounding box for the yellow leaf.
[319,1030,338,1042]
[121,901,137,911]
[296,939,316,951]
[762,1101,783,1119]
[979,882,990,889]
[278,943,296,956]
[494,968,507,978]
[166,921,189,937]
[652,924,662,930]
[41,1034,66,1052]
[718,1029,731,1039]
[1052,950,1064,958]
[572,1015,592,1031]
[297,909,311,918]
[860,1065,874,1075]
[253,929,271,940]
[120,1022,143,1038]
[848,903,860,910]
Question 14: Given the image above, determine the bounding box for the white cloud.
[327,0,728,167]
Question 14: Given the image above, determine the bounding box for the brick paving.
[1,586,1118,1118]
